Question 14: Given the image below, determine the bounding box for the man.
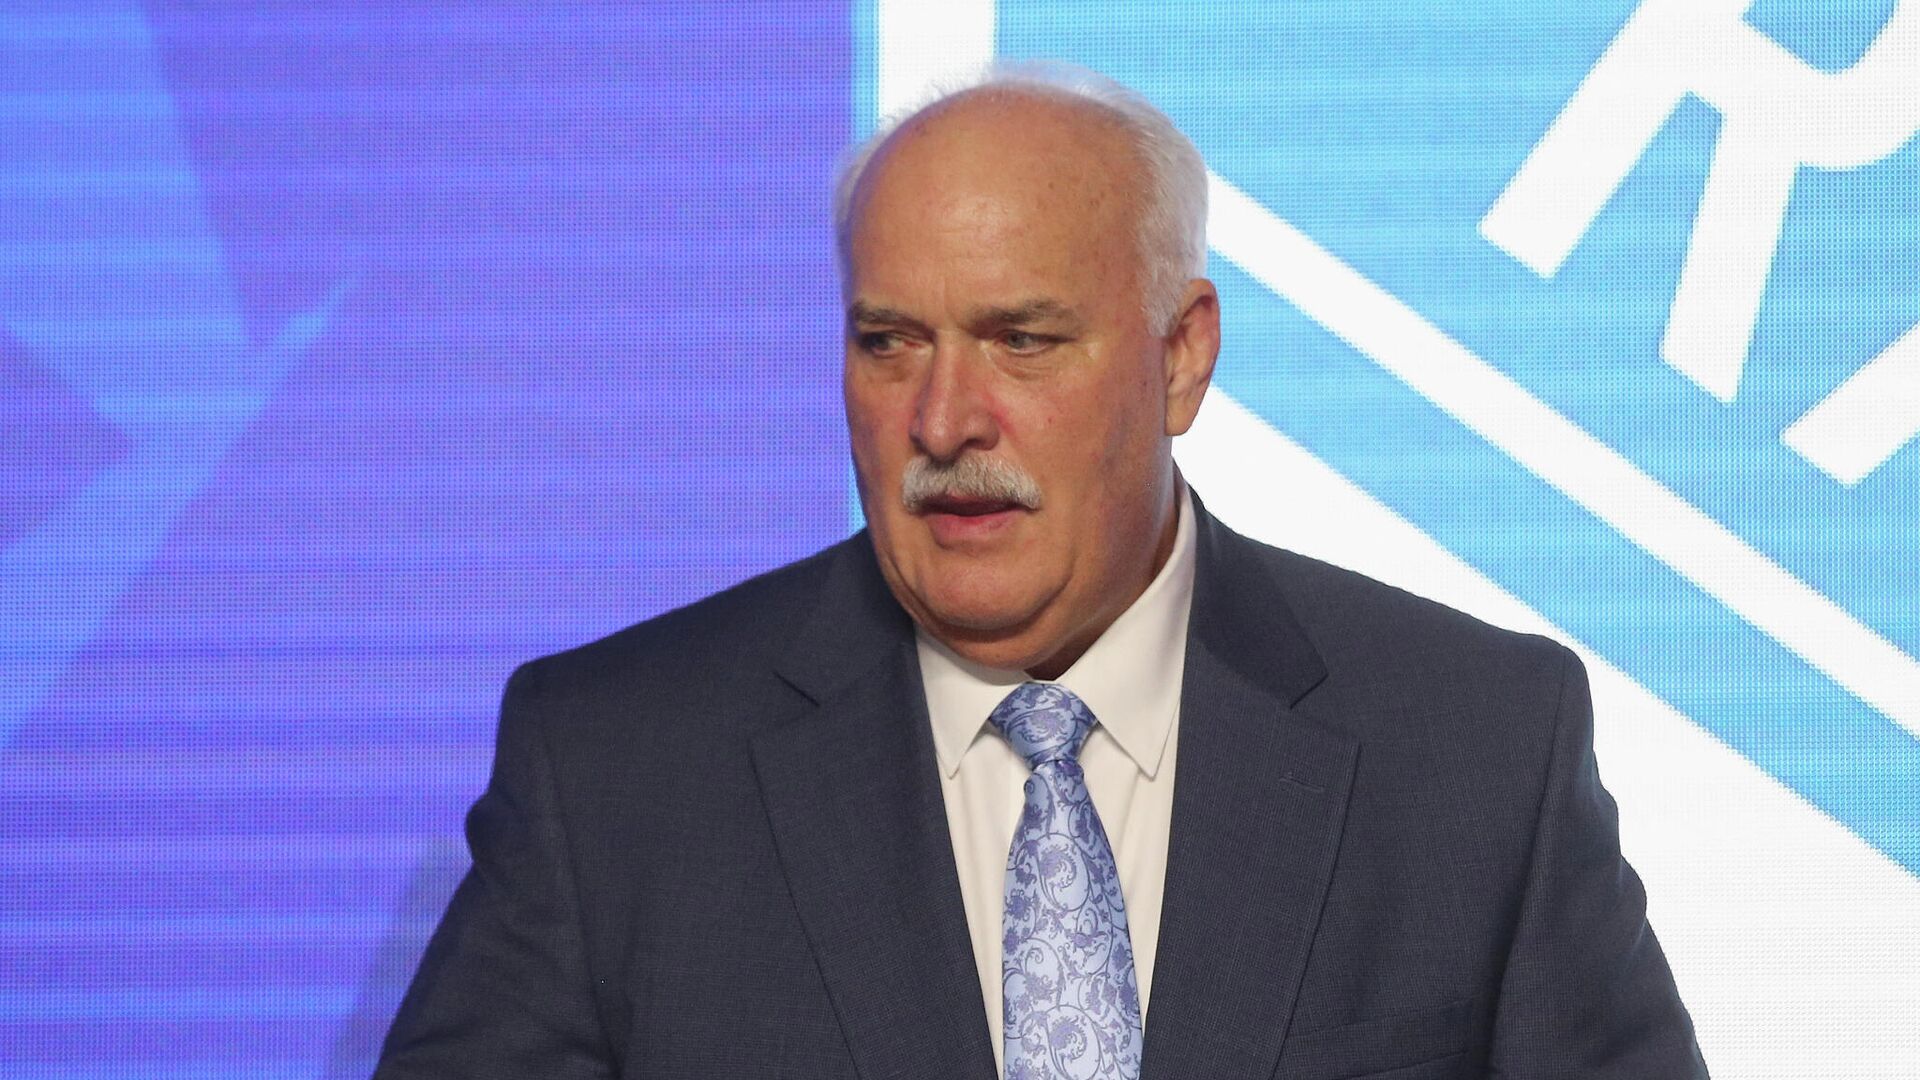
[377,65,1707,1079]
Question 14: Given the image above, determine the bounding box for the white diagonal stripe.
[876,0,995,118]
[1205,171,1920,739]
[1783,321,1920,486]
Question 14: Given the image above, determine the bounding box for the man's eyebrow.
[847,302,921,329]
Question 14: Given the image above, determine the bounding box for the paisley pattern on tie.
[989,683,1142,1080]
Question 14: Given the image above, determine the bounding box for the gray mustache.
[901,455,1044,513]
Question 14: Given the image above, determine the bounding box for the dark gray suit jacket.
[377,501,1707,1079]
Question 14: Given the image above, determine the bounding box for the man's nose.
[910,342,998,463]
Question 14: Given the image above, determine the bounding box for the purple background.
[2,5,853,1075]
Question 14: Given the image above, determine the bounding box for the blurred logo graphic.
[0,3,339,745]
[1482,0,1920,484]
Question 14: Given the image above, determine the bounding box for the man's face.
[842,93,1217,675]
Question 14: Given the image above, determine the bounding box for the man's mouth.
[920,494,1022,517]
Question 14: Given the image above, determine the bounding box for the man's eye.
[1002,331,1051,353]
[856,331,902,354]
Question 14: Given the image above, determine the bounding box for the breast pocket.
[1275,998,1473,1080]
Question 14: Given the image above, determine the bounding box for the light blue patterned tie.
[990,682,1143,1080]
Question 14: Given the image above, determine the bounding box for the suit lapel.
[749,504,1354,1080]
[1140,502,1359,1080]
[751,538,997,1080]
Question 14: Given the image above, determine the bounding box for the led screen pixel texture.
[4,4,852,1075]
[4,1,1917,1077]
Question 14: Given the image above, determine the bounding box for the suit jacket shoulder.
[1196,516,1573,741]
[509,533,852,713]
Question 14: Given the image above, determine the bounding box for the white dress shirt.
[916,486,1196,1075]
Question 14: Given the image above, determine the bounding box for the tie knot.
[988,682,1096,769]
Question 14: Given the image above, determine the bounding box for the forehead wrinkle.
[965,298,1080,327]
[846,93,1153,333]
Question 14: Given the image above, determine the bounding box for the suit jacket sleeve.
[1489,646,1708,1078]
[375,661,614,1078]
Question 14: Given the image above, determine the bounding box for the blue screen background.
[3,2,1914,1076]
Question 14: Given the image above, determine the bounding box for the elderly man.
[377,66,1707,1079]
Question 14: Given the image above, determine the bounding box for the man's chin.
[923,602,1033,636]
[910,590,1061,667]
[870,535,1060,656]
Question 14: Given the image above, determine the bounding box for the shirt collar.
[918,483,1197,780]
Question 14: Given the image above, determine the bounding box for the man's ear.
[1162,278,1221,437]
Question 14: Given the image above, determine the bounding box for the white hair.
[832,61,1209,334]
